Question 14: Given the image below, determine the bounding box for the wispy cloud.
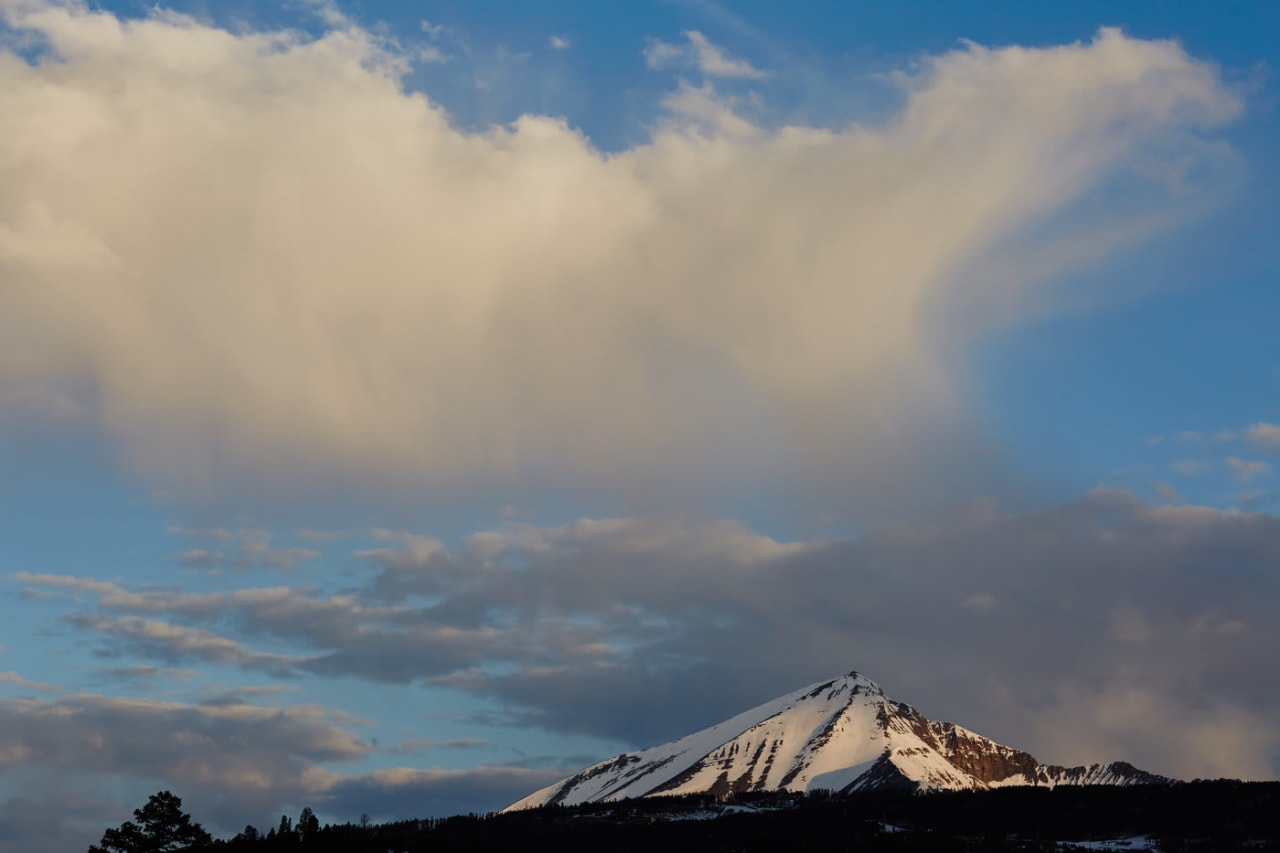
[67,614,300,677]
[548,34,570,50]
[645,30,765,78]
[0,671,60,693]
[390,737,488,755]
[1246,422,1280,452]
[298,0,355,30]
[418,45,449,64]
[419,16,468,59]
[1227,456,1271,482]
[1172,459,1207,476]
[171,528,320,571]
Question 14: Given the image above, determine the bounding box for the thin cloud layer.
[23,492,1280,782]
[0,3,1241,505]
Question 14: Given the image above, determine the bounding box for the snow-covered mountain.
[504,671,1170,811]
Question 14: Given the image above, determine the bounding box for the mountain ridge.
[504,671,1170,811]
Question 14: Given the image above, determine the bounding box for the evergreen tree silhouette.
[296,807,320,843]
[88,790,212,852]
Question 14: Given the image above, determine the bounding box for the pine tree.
[297,807,320,843]
[88,790,212,853]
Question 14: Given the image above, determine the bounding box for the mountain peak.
[842,670,882,693]
[503,670,1170,811]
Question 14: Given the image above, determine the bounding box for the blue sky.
[1,1,1279,849]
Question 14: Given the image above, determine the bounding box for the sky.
[0,0,1279,848]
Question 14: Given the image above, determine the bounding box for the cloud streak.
[170,527,320,571]
[0,5,1241,511]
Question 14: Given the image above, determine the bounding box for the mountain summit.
[504,671,1169,811]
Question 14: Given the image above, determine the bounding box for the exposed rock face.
[923,719,1042,783]
[503,671,1173,811]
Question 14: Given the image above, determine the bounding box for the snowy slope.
[503,671,1170,811]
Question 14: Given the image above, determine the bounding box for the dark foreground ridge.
[93,781,1280,852]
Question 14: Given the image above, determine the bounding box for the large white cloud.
[0,3,1241,503]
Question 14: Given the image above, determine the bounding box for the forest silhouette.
[89,781,1280,852]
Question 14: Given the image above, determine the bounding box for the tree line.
[91,781,1280,852]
